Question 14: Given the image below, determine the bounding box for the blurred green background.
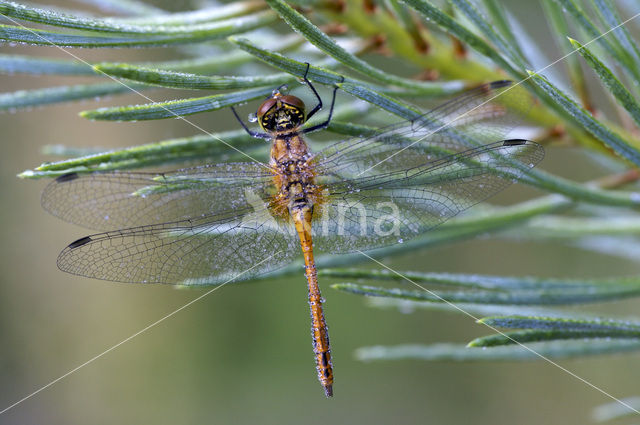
[2,1,640,424]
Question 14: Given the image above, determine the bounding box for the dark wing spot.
[502,139,528,146]
[68,236,92,249]
[55,172,80,183]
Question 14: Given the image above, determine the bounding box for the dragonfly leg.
[230,105,271,140]
[302,62,323,121]
[302,71,343,134]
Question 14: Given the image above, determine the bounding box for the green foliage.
[355,340,640,361]
[329,269,640,305]
[80,85,276,120]
[569,37,640,127]
[5,0,640,395]
[528,70,640,165]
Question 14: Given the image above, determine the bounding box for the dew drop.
[248,112,258,122]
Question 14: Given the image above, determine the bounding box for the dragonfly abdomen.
[292,206,334,398]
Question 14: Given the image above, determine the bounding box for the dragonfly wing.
[58,206,300,285]
[314,81,531,179]
[312,140,544,253]
[42,162,273,231]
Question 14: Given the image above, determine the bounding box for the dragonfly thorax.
[269,134,323,218]
[257,94,306,133]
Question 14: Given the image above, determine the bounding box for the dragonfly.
[41,67,544,398]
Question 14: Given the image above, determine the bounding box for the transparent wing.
[57,206,300,285]
[42,162,273,231]
[45,80,541,284]
[312,139,544,253]
[314,80,531,180]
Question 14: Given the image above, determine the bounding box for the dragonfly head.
[257,93,306,133]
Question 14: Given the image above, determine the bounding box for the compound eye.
[256,98,278,131]
[279,95,306,113]
[256,98,277,120]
